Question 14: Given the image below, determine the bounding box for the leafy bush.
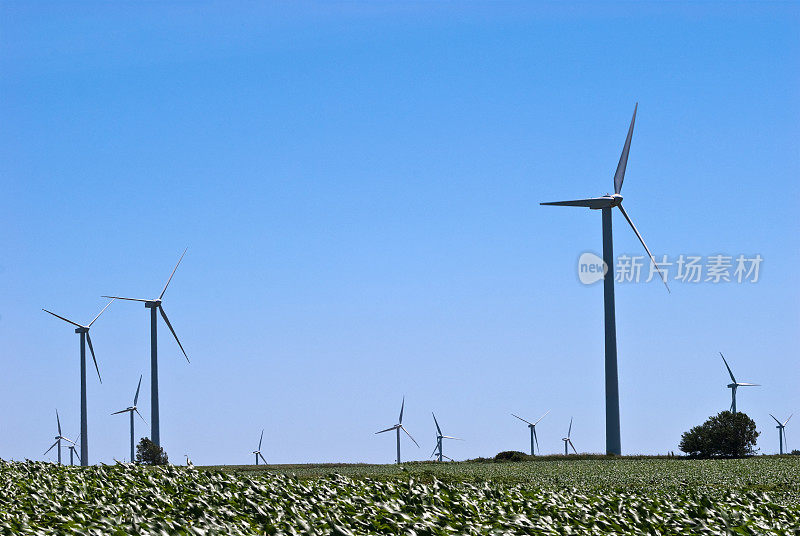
[494,450,532,462]
[135,437,169,465]
[679,411,759,458]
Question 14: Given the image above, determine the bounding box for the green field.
[2,458,799,534]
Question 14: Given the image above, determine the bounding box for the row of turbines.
[40,104,793,466]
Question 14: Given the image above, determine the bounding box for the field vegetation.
[2,457,798,534]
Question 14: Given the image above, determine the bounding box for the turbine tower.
[111,375,146,463]
[562,417,577,455]
[103,249,190,447]
[512,410,549,455]
[769,413,792,455]
[252,430,267,465]
[42,299,114,466]
[43,410,74,465]
[719,353,759,413]
[375,397,419,464]
[431,412,461,462]
[541,104,669,455]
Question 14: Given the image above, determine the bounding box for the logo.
[578,252,608,285]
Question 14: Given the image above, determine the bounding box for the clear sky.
[1,2,798,465]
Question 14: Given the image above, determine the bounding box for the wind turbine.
[562,417,577,455]
[43,410,74,465]
[541,104,669,455]
[431,412,461,462]
[67,434,81,466]
[719,353,759,413]
[375,397,419,464]
[102,249,190,447]
[252,430,267,465]
[111,375,146,463]
[769,413,792,455]
[512,410,549,455]
[42,299,114,466]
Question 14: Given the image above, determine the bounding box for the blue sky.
[1,2,798,464]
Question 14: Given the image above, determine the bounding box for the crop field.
[2,458,799,535]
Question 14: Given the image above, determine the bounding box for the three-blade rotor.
[102,249,189,362]
[375,398,420,448]
[540,104,670,291]
[111,375,147,423]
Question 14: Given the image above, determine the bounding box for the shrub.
[135,437,169,465]
[679,411,759,458]
[494,451,532,462]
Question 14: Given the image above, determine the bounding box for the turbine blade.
[617,203,670,292]
[512,413,534,426]
[736,383,760,387]
[533,427,540,453]
[401,425,420,448]
[534,409,550,425]
[540,197,614,209]
[61,436,75,445]
[259,429,264,451]
[87,298,115,327]
[86,333,102,383]
[42,309,84,329]
[134,408,147,424]
[568,417,573,438]
[784,414,793,426]
[431,444,439,458]
[375,425,398,434]
[44,440,59,455]
[159,306,189,362]
[441,436,462,440]
[399,397,405,424]
[719,353,737,383]
[159,248,187,300]
[56,410,61,436]
[100,296,150,303]
[110,408,130,415]
[442,454,453,461]
[134,375,143,406]
[259,452,267,464]
[432,412,442,436]
[770,413,783,426]
[614,103,637,195]
[569,439,577,454]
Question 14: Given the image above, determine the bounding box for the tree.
[135,437,169,465]
[679,411,759,458]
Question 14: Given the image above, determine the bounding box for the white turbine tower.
[769,414,792,455]
[375,397,419,464]
[512,410,549,455]
[431,412,462,462]
[111,375,146,463]
[719,353,759,414]
[562,417,577,455]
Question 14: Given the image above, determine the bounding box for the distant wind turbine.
[562,417,577,455]
[42,299,114,466]
[541,104,669,455]
[375,397,419,464]
[67,434,81,466]
[44,410,74,465]
[719,353,759,413]
[252,430,267,465]
[769,413,792,455]
[431,412,461,462]
[103,249,190,447]
[111,375,146,463]
[512,410,549,455]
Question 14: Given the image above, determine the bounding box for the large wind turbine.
[431,412,461,462]
[541,104,668,455]
[719,353,759,414]
[111,375,146,463]
[42,299,114,466]
[512,410,549,456]
[252,430,267,465]
[375,398,419,464]
[769,413,792,455]
[103,249,190,447]
[43,410,74,465]
[562,417,577,455]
